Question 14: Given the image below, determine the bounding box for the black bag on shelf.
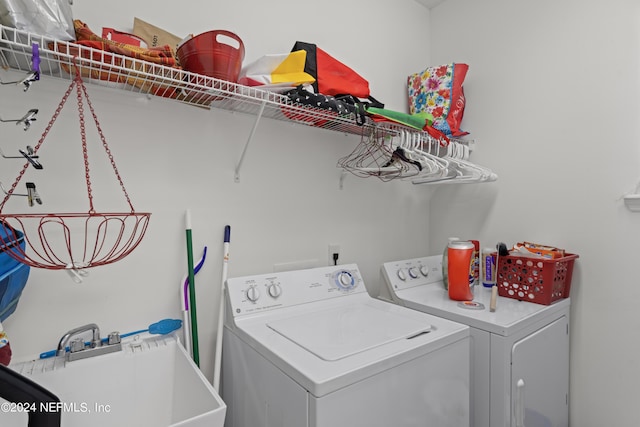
[283,85,384,126]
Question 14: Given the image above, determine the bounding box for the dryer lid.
[266,304,432,361]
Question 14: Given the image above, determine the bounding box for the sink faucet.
[56,323,101,357]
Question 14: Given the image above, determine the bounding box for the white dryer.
[221,264,471,427]
[378,256,570,427]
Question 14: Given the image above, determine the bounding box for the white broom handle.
[180,275,192,356]
[213,226,230,391]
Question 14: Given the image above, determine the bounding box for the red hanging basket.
[0,62,150,270]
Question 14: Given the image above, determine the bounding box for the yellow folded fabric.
[271,50,315,85]
[239,50,315,86]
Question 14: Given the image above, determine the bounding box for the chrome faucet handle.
[107,332,121,345]
[69,338,85,353]
[56,323,101,357]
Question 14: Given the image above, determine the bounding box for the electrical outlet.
[328,244,341,266]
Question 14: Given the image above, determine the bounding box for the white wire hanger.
[407,132,453,182]
[337,126,497,185]
[412,138,497,185]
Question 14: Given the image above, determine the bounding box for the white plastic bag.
[0,0,74,40]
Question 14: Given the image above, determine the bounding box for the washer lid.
[267,304,432,361]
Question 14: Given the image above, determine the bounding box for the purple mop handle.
[31,43,40,78]
[183,247,208,310]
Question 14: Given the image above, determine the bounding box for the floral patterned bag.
[407,63,469,137]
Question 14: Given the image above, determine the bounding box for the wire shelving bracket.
[234,100,266,183]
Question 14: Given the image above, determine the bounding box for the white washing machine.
[221,264,471,427]
[378,256,570,427]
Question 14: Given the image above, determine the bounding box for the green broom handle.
[186,210,199,366]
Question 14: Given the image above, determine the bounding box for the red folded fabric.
[73,20,178,67]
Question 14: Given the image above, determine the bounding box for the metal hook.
[20,71,39,92]
[0,108,38,130]
[18,108,38,130]
[0,181,42,206]
[0,181,26,197]
[26,182,42,206]
[19,148,42,169]
[0,71,39,92]
[0,145,43,169]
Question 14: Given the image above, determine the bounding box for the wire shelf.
[0,24,408,138]
[0,25,496,186]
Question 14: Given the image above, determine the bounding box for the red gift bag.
[291,41,371,99]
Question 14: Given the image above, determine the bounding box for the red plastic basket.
[177,30,245,83]
[496,253,578,305]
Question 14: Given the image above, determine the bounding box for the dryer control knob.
[268,283,282,298]
[397,269,407,281]
[246,285,260,302]
[408,267,419,279]
[420,266,429,277]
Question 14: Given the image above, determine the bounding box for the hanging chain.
[0,74,76,211]
[78,76,135,213]
[75,70,94,213]
[0,60,136,214]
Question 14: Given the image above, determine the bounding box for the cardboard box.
[133,18,182,50]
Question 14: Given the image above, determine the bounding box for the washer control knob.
[339,272,352,287]
[246,285,260,302]
[397,269,407,281]
[408,267,419,279]
[334,270,356,290]
[420,265,430,277]
[268,283,282,299]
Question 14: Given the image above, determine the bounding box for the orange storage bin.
[496,253,578,305]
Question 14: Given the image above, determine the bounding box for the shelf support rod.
[234,100,267,183]
[339,171,347,190]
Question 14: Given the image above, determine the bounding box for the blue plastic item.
[0,224,25,271]
[119,319,183,339]
[148,318,182,335]
[0,263,30,322]
[0,224,30,322]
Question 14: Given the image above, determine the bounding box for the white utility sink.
[2,334,226,427]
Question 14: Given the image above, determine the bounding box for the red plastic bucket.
[177,30,245,83]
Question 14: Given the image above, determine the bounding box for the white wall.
[429,0,640,426]
[1,0,435,383]
[5,1,632,425]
